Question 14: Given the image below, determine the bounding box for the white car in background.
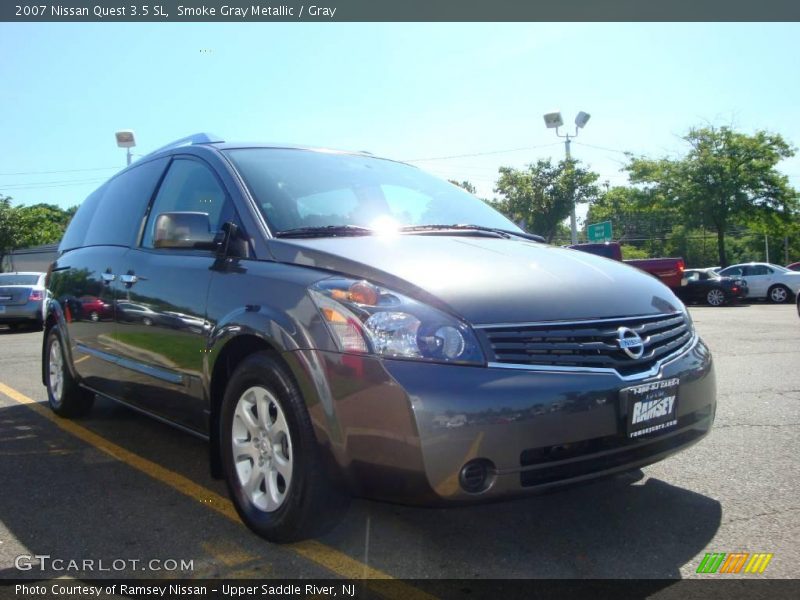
[0,272,47,330]
[718,262,800,303]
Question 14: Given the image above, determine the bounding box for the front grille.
[481,313,692,377]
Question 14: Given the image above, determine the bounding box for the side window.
[746,265,769,276]
[142,158,229,249]
[83,158,169,247]
[59,187,104,251]
[721,266,742,277]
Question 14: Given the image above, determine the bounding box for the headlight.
[309,278,484,365]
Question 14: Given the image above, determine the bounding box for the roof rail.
[144,132,224,158]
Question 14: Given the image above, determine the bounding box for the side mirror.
[153,212,221,250]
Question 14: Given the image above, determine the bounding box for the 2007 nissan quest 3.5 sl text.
[43,133,716,542]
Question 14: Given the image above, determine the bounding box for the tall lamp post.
[115,130,136,166]
[543,111,591,244]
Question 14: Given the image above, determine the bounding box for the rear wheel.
[768,285,791,304]
[220,352,347,542]
[44,327,94,417]
[706,288,726,307]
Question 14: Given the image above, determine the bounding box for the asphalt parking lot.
[0,303,798,583]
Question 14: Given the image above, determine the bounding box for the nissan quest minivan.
[43,134,716,542]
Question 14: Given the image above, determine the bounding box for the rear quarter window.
[83,157,169,247]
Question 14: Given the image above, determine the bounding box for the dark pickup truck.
[569,242,686,290]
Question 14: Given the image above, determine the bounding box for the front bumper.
[290,336,715,505]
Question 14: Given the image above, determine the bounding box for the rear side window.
[61,158,168,251]
[141,158,229,248]
[59,187,104,251]
[745,265,771,276]
[83,158,169,247]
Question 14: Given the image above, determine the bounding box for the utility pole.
[543,111,591,245]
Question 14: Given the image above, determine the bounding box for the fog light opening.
[459,458,496,494]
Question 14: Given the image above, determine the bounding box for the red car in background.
[787,262,800,272]
[79,295,112,321]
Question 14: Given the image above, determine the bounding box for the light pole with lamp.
[115,130,136,166]
[543,111,591,244]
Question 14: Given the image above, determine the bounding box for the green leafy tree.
[625,126,798,266]
[0,195,21,272]
[493,158,599,243]
[0,196,72,272]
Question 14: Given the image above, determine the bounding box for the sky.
[1,22,799,228]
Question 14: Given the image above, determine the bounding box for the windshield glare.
[0,274,39,286]
[224,148,521,235]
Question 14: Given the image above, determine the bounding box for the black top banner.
[2,0,800,22]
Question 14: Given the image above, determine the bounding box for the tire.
[220,351,347,542]
[768,285,791,304]
[142,317,153,326]
[44,327,94,417]
[706,288,726,307]
[89,311,99,322]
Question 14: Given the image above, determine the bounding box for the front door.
[111,157,235,434]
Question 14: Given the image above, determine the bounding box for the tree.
[448,180,477,195]
[493,158,599,243]
[626,126,798,266]
[0,196,72,272]
[0,195,21,272]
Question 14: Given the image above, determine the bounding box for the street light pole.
[563,134,577,244]
[543,111,590,245]
[115,130,136,167]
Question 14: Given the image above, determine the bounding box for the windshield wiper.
[400,224,544,243]
[274,225,374,239]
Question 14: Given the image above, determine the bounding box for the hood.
[268,235,684,324]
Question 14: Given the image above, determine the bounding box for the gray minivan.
[43,134,716,542]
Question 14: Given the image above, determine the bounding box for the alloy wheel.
[48,337,64,405]
[231,386,293,512]
[707,289,725,306]
[770,286,788,303]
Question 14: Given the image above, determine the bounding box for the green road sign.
[587,221,612,243]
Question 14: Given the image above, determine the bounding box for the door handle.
[101,272,116,282]
[120,274,138,285]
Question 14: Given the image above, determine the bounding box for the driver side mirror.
[153,212,222,250]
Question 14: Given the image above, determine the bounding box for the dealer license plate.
[622,377,679,439]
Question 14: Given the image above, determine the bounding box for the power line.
[0,166,120,176]
[571,141,630,154]
[403,142,561,162]
[1,177,107,191]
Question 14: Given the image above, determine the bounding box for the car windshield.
[223,148,521,236]
[0,274,39,285]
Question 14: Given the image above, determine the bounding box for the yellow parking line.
[0,381,436,600]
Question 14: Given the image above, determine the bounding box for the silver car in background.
[0,272,47,330]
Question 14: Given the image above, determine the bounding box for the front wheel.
[44,327,94,417]
[706,288,726,307]
[220,352,347,542]
[768,285,791,304]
